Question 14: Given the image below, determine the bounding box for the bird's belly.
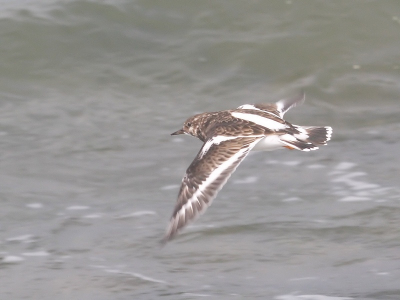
[253,135,284,151]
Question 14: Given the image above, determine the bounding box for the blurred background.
[0,1,400,299]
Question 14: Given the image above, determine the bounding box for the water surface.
[1,1,400,299]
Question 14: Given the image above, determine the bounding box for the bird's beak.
[171,129,185,135]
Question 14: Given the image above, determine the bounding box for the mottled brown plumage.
[165,93,332,242]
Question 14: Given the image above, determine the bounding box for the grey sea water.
[1,1,400,299]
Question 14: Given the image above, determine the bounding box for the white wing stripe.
[237,104,279,117]
[199,136,236,159]
[231,112,286,130]
[180,147,248,215]
[237,104,262,111]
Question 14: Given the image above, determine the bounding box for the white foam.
[368,187,392,194]
[83,214,103,219]
[2,256,25,263]
[334,162,357,171]
[282,197,302,202]
[332,172,366,180]
[183,293,211,297]
[265,160,279,165]
[329,161,396,203]
[312,219,328,224]
[376,272,389,276]
[66,205,90,210]
[161,184,180,190]
[307,164,325,169]
[26,203,43,209]
[275,294,353,300]
[289,276,318,281]
[6,234,34,242]
[351,181,380,190]
[367,130,380,135]
[22,251,50,257]
[116,211,157,219]
[339,196,370,202]
[283,161,300,166]
[105,269,166,284]
[331,172,380,191]
[232,176,258,184]
[265,159,302,165]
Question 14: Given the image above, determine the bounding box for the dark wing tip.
[162,216,179,244]
[276,91,306,116]
[160,235,170,246]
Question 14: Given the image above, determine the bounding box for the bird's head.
[171,114,203,138]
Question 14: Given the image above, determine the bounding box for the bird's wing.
[163,135,262,242]
[275,91,305,117]
[237,91,305,118]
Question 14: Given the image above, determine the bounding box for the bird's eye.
[187,122,191,127]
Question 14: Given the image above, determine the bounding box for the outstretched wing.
[237,91,305,118]
[163,136,262,242]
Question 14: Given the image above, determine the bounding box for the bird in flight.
[164,92,332,242]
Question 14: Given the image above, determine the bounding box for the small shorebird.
[164,92,332,242]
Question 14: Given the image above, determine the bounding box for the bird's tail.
[279,126,332,151]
